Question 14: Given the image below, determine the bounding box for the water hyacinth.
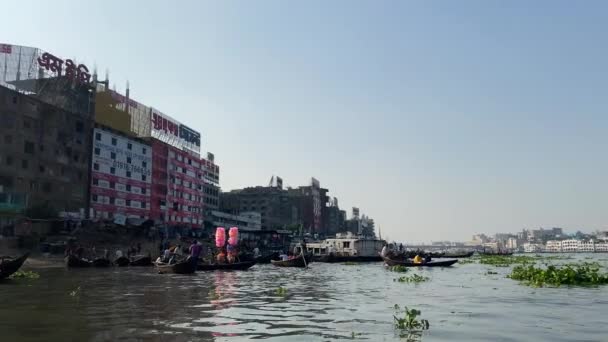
[508,263,608,287]
[394,274,429,283]
[9,270,40,279]
[388,265,409,273]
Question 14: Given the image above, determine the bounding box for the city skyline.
[3,1,607,242]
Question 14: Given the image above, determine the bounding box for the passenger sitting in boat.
[253,247,261,258]
[217,252,226,264]
[279,253,289,261]
[162,249,171,262]
[413,255,424,264]
[424,255,432,263]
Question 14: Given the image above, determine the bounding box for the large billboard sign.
[151,109,201,153]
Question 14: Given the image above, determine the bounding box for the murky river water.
[1,254,607,341]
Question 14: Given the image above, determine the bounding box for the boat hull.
[271,254,312,268]
[130,256,152,266]
[0,253,29,279]
[155,260,196,274]
[65,255,93,268]
[197,260,256,271]
[381,255,458,267]
[114,256,130,267]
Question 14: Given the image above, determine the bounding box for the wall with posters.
[90,128,152,219]
[151,109,201,154]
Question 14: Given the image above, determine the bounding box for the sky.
[2,1,607,243]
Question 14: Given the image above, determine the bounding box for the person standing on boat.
[381,244,388,258]
[189,240,202,265]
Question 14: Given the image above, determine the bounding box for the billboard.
[151,109,201,153]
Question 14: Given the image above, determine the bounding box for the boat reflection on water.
[209,270,237,309]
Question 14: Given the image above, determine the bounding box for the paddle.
[301,244,307,268]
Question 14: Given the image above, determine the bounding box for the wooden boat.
[129,255,152,266]
[255,252,279,264]
[479,251,513,256]
[381,255,458,267]
[114,256,130,267]
[314,254,383,263]
[441,251,475,258]
[92,258,112,267]
[65,254,93,268]
[154,260,196,274]
[271,254,312,268]
[0,253,29,279]
[197,260,256,271]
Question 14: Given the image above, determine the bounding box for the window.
[39,165,45,173]
[94,148,100,155]
[141,174,146,182]
[4,135,12,144]
[126,171,131,178]
[39,144,44,152]
[343,242,351,248]
[21,159,28,169]
[187,158,192,165]
[42,182,52,193]
[127,143,132,150]
[95,132,101,141]
[109,182,115,189]
[73,154,79,162]
[127,157,131,164]
[6,156,13,166]
[75,121,84,133]
[93,163,99,171]
[142,147,147,155]
[92,194,98,202]
[24,141,35,154]
[126,199,131,207]
[141,202,146,209]
[23,120,30,129]
[111,152,116,160]
[92,178,98,186]
[142,161,146,168]
[110,167,115,174]
[126,184,131,191]
[111,138,117,146]
[109,197,115,205]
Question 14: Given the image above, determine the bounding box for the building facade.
[90,127,152,220]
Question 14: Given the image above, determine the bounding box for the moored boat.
[197,260,256,271]
[130,255,152,266]
[255,252,279,264]
[271,254,312,268]
[154,260,196,274]
[0,253,30,280]
[92,258,112,267]
[381,255,458,267]
[65,254,93,268]
[114,256,130,267]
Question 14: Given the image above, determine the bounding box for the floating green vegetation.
[351,332,362,338]
[393,305,430,332]
[9,270,40,279]
[343,261,358,266]
[479,255,535,267]
[509,263,608,287]
[457,258,477,265]
[395,274,429,283]
[275,286,288,297]
[388,265,409,273]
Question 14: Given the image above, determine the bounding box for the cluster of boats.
[0,253,30,280]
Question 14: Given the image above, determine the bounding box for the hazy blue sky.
[2,1,607,242]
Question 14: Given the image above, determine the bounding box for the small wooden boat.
[92,258,112,267]
[0,253,30,279]
[255,252,279,264]
[65,254,93,268]
[197,260,256,271]
[314,254,383,263]
[381,255,458,267]
[129,255,152,266]
[271,254,312,268]
[114,256,130,267]
[154,260,196,274]
[441,251,475,258]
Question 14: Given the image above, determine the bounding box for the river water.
[1,254,607,341]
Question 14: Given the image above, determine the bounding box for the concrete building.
[286,178,329,235]
[0,74,93,220]
[523,243,543,253]
[90,127,152,220]
[545,240,562,252]
[220,185,296,230]
[561,239,579,252]
[208,210,261,231]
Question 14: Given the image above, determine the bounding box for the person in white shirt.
[380,244,388,257]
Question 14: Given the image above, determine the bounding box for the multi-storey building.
[0,43,94,223]
[545,240,562,252]
[561,239,579,252]
[578,240,595,252]
[90,127,151,220]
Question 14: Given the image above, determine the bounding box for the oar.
[301,245,307,268]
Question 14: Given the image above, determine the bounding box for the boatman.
[189,240,202,265]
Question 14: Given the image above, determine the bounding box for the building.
[287,178,328,235]
[561,239,579,252]
[578,240,595,252]
[545,240,562,252]
[595,242,608,252]
[324,198,346,236]
[523,243,543,253]
[220,184,296,230]
[1,43,95,223]
[207,210,261,231]
[90,127,152,220]
[506,237,518,250]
